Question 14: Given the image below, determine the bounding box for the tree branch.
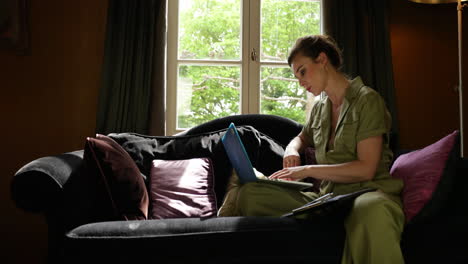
[260,75,297,84]
[262,95,307,104]
[202,75,239,83]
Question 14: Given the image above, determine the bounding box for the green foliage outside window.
[177,0,320,128]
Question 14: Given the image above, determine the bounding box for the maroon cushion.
[149,158,217,219]
[82,134,149,221]
[390,130,459,222]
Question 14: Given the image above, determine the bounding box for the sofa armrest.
[11,150,84,213]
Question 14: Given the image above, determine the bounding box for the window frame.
[166,0,322,135]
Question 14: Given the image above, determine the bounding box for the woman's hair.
[287,35,343,71]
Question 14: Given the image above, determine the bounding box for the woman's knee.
[346,191,404,231]
[236,183,306,216]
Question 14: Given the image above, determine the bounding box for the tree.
[177,0,321,128]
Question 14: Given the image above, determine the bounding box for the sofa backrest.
[178,114,303,147]
[108,125,287,208]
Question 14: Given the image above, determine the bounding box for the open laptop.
[221,123,313,191]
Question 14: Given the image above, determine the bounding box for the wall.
[390,0,468,150]
[0,0,108,263]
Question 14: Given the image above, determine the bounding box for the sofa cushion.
[108,125,285,207]
[81,134,149,221]
[390,130,459,223]
[65,216,345,263]
[149,158,217,219]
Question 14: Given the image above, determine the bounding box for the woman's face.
[291,53,326,96]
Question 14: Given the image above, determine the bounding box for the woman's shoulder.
[347,80,388,116]
[355,85,385,106]
[358,84,381,98]
[347,77,383,103]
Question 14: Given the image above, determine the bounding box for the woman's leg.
[217,170,242,216]
[217,169,267,216]
[236,182,318,217]
[341,191,405,264]
[218,169,318,217]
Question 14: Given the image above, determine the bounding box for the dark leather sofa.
[11,114,468,264]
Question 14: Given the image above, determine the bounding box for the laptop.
[221,123,314,191]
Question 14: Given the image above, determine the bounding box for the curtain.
[148,1,167,136]
[96,0,166,135]
[323,0,399,148]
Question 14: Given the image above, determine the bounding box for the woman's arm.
[283,131,311,168]
[270,135,382,183]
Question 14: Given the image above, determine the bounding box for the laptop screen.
[221,123,258,184]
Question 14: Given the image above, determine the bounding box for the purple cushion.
[149,158,217,219]
[390,130,459,222]
[82,134,149,221]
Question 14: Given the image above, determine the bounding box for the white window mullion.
[166,0,179,135]
[241,0,250,115]
[247,0,261,114]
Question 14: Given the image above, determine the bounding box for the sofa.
[11,114,468,264]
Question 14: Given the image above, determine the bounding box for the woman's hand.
[283,153,301,168]
[283,140,302,168]
[273,132,309,181]
[269,165,308,182]
[271,135,384,184]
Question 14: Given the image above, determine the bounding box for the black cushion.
[108,125,286,207]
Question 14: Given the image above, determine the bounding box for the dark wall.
[0,0,466,263]
[390,0,468,149]
[0,0,108,263]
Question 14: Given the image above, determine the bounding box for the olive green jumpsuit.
[218,77,405,264]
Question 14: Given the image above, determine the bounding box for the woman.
[219,35,405,264]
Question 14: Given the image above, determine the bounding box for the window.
[167,0,321,135]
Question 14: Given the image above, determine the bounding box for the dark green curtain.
[96,0,166,135]
[323,0,399,148]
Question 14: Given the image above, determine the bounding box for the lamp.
[408,0,467,157]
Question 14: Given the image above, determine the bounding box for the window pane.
[260,0,321,62]
[177,65,241,129]
[260,66,316,124]
[178,0,241,60]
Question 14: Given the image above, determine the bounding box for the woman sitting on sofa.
[218,35,405,264]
